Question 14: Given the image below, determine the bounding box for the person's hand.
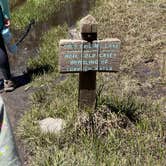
[4,19,10,27]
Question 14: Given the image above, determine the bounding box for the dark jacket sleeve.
[0,0,10,19]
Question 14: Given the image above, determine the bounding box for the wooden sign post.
[59,15,121,110]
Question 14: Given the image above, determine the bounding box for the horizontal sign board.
[59,38,121,73]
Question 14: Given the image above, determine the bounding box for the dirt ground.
[1,85,31,165]
[0,46,34,165]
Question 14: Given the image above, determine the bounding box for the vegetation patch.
[11,0,77,28]
[13,0,166,165]
[18,80,166,165]
[27,25,67,73]
[92,0,166,82]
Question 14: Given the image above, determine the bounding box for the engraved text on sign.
[59,38,121,73]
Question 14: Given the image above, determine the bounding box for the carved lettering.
[59,38,121,73]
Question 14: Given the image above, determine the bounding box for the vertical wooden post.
[59,15,121,110]
[78,15,98,110]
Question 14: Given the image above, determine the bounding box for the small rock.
[39,117,65,134]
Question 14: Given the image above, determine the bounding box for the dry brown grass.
[92,0,166,83]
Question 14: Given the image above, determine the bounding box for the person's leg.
[0,34,15,91]
[0,49,11,80]
[0,34,11,80]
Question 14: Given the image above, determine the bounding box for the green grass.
[13,0,166,165]
[27,25,67,73]
[11,0,76,28]
[18,76,166,165]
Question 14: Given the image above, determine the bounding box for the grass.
[11,0,77,28]
[27,25,67,73]
[18,78,166,165]
[11,0,166,165]
[92,0,166,71]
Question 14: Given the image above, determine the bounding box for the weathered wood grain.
[59,39,121,73]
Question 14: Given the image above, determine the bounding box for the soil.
[1,85,31,165]
[0,46,34,165]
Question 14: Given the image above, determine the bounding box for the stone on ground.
[39,118,65,134]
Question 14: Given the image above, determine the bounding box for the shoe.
[4,80,15,92]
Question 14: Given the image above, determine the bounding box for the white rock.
[39,117,65,134]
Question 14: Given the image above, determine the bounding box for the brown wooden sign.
[59,38,121,73]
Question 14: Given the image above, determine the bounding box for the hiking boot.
[4,80,15,92]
